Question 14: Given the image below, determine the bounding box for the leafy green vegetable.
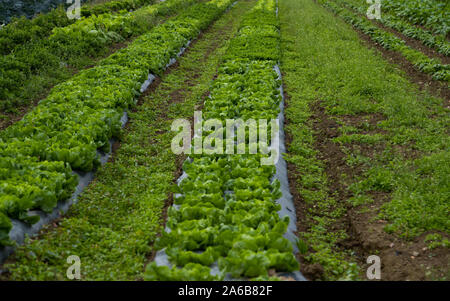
[0,0,198,111]
[0,0,233,246]
[145,262,222,281]
[146,0,299,280]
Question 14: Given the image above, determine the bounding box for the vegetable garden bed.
[0,0,235,263]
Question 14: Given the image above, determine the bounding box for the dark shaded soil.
[339,113,385,131]
[311,102,358,199]
[286,100,358,280]
[316,101,448,280]
[0,99,41,131]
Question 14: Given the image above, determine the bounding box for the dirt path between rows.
[287,98,449,280]
[354,28,450,107]
[284,0,449,280]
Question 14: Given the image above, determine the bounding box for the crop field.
[0,0,448,286]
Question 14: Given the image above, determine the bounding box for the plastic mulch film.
[0,38,193,265]
[153,64,306,281]
[273,65,306,281]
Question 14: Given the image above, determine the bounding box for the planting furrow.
[334,0,450,58]
[145,0,304,281]
[316,0,450,83]
[0,0,235,263]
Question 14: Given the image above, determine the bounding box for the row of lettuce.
[317,0,450,82]
[0,0,234,247]
[0,0,197,111]
[383,0,449,36]
[145,0,300,280]
[339,0,449,56]
[0,0,156,55]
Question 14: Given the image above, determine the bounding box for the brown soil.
[311,102,357,199]
[286,96,449,280]
[348,200,450,281]
[356,27,449,103]
[286,99,357,280]
[0,99,41,131]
